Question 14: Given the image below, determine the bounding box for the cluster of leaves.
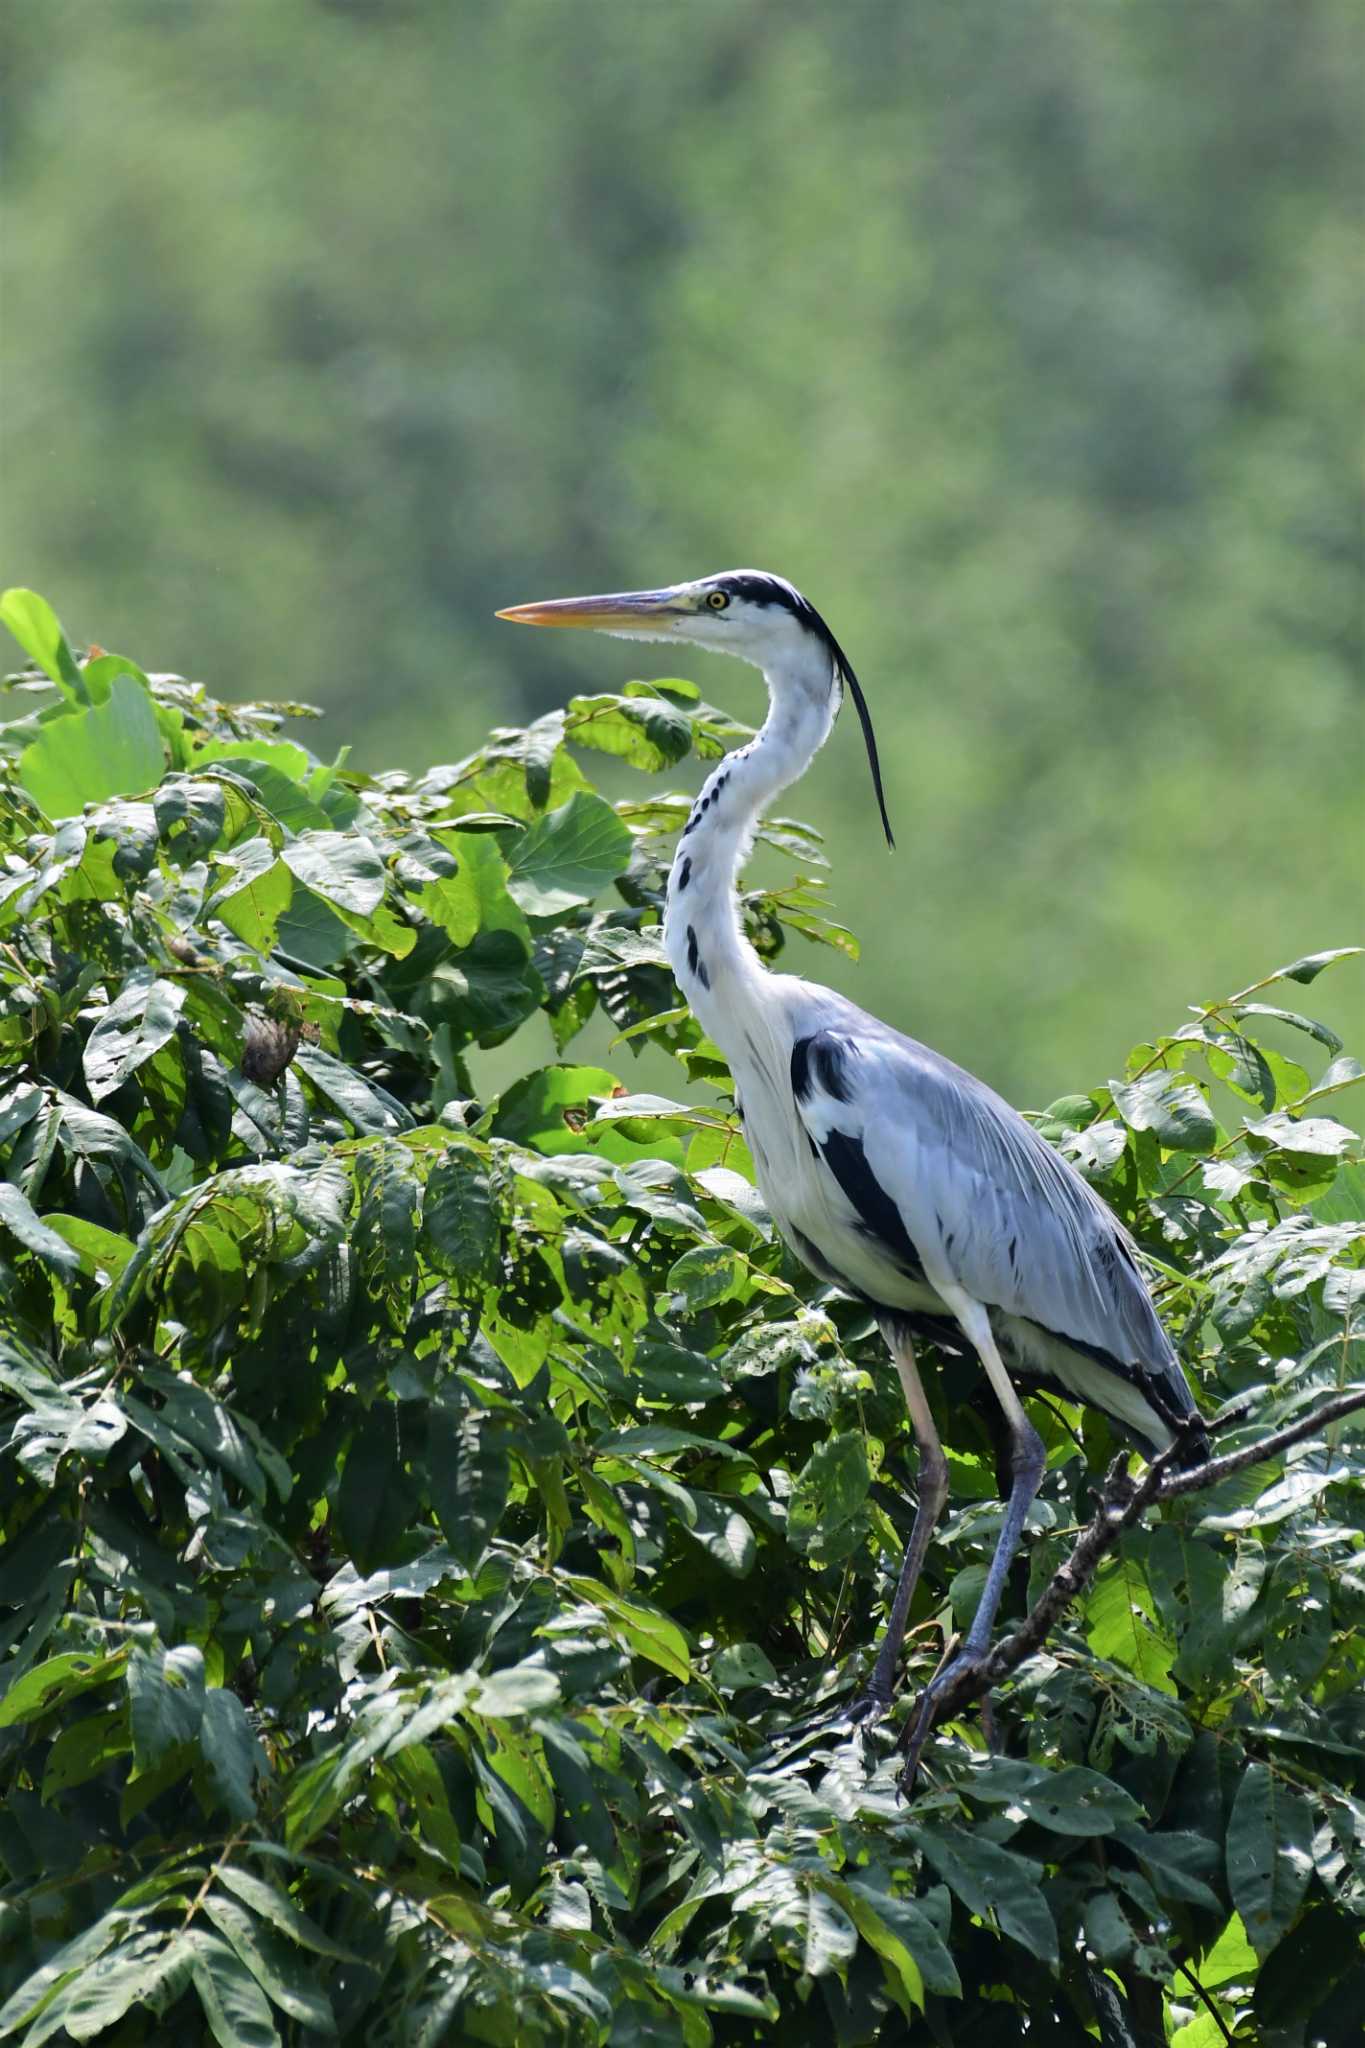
[0,590,1362,2047]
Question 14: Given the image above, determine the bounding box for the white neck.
[662,647,837,1050]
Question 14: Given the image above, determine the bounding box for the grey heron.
[498,571,1207,1751]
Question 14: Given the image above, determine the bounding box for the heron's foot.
[773,1669,898,1756]
[833,1680,895,1730]
[897,1641,990,1795]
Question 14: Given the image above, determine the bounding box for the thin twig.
[1176,1960,1236,2046]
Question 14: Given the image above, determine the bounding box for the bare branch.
[1155,1387,1365,1499]
[902,1386,1365,1751]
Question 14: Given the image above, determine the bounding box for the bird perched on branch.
[498,571,1207,1757]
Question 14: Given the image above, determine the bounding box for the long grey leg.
[858,1325,949,1711]
[901,1288,1044,1775]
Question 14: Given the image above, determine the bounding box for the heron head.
[497,570,894,846]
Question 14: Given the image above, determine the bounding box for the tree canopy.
[0,591,1362,2045]
[3,0,1361,1108]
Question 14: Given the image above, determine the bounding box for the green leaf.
[425,1404,509,1568]
[907,1823,1057,1964]
[281,828,386,914]
[207,842,294,951]
[0,1182,82,1276]
[1273,946,1362,986]
[38,1930,191,2042]
[1113,1825,1222,1911]
[1226,1761,1314,1958]
[0,587,86,701]
[200,1894,335,2035]
[506,790,633,914]
[966,1757,1142,1836]
[38,1214,136,1283]
[127,1643,206,1768]
[422,1144,498,1280]
[19,673,165,817]
[1109,1071,1218,1152]
[666,1243,744,1309]
[336,1408,416,1571]
[835,1877,961,2001]
[566,1578,692,1680]
[214,1866,359,1963]
[0,1649,125,1728]
[474,1662,562,1718]
[184,1927,282,2048]
[1084,1551,1178,1695]
[788,1431,871,1553]
[567,691,693,770]
[294,1044,412,1133]
[82,969,186,1102]
[684,1492,756,1576]
[200,1688,265,1821]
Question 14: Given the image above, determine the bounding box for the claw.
[897,1643,990,1794]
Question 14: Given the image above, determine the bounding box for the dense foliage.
[0,592,1362,2046]
[4,0,1361,1104]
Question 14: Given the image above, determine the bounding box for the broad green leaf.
[836,1877,961,2001]
[83,969,186,1102]
[38,1213,136,1283]
[40,1929,189,2043]
[184,1927,282,2048]
[215,1866,360,1963]
[473,1662,562,1718]
[1112,1824,1222,1911]
[788,1431,871,1552]
[0,1649,125,1728]
[1109,1072,1217,1152]
[667,1243,743,1309]
[0,1182,81,1276]
[684,1492,756,1576]
[19,673,165,818]
[425,1403,509,1567]
[566,1578,692,1680]
[294,1043,412,1133]
[422,1144,498,1279]
[1197,1911,1260,1989]
[201,1893,335,2035]
[506,790,633,913]
[966,1757,1142,1836]
[200,1687,266,1821]
[1273,946,1363,986]
[0,587,86,701]
[127,1643,206,1767]
[336,1408,416,1571]
[567,691,693,770]
[1084,1551,1178,1695]
[906,1823,1058,1964]
[1226,1761,1314,1958]
[281,828,386,914]
[208,842,294,951]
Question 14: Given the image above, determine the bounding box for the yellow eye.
[707,590,729,610]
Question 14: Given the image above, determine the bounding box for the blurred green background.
[3,0,1361,1107]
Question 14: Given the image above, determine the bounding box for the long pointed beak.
[496,589,687,630]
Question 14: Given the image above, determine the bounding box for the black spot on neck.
[675,854,692,892]
[685,923,710,991]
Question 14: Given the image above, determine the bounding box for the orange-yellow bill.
[496,589,687,630]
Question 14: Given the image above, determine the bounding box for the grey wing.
[790,1009,1196,1424]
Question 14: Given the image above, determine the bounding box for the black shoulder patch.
[819,1127,925,1280]
[790,1032,853,1105]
